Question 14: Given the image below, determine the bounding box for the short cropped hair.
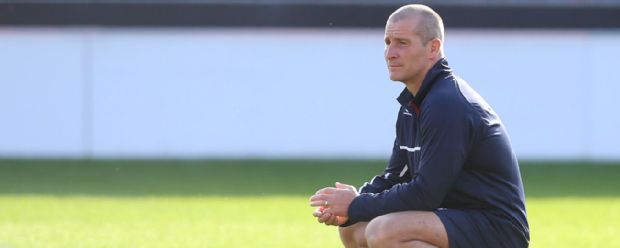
[388,4,444,44]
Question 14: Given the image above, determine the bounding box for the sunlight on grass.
[528,197,620,248]
[0,196,341,248]
[1,160,619,247]
[1,196,619,248]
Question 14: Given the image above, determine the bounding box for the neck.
[403,66,429,96]
[404,80,422,96]
[404,57,441,96]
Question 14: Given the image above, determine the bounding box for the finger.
[309,200,330,207]
[312,208,322,217]
[323,207,343,217]
[318,212,332,223]
[309,193,328,202]
[325,214,338,226]
[315,211,328,223]
[315,187,335,195]
[323,215,338,226]
[310,194,334,205]
[315,187,337,195]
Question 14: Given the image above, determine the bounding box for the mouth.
[388,65,402,70]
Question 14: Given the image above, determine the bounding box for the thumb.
[335,182,346,189]
[336,182,357,192]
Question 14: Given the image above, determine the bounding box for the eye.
[384,39,391,45]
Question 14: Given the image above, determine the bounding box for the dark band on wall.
[1,3,619,29]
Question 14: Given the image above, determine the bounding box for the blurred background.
[1,1,620,247]
[1,0,620,160]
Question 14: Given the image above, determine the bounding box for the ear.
[427,38,442,59]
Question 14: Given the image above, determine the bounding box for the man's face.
[384,19,430,85]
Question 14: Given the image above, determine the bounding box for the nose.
[385,44,398,61]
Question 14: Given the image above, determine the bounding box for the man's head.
[384,4,444,90]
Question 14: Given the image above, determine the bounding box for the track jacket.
[343,58,529,238]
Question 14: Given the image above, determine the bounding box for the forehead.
[384,19,418,38]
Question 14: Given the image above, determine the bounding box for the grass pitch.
[0,159,619,247]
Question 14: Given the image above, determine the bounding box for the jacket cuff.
[338,194,371,227]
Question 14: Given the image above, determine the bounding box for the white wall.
[1,28,618,159]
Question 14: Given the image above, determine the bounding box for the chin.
[389,75,402,82]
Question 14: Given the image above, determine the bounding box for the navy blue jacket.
[345,58,529,237]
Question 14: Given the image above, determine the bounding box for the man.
[309,4,529,248]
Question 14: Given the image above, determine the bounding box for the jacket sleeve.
[339,137,410,227]
[345,95,477,224]
[358,138,411,194]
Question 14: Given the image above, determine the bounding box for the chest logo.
[399,146,421,152]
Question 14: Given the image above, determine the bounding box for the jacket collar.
[396,58,452,114]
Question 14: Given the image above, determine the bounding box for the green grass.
[0,159,619,247]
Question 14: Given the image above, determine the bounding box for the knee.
[353,226,368,247]
[365,216,393,247]
[339,226,355,244]
[339,224,369,248]
[339,226,361,248]
[365,212,447,248]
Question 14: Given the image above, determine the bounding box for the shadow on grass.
[0,159,619,198]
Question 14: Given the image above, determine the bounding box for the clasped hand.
[309,182,359,226]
